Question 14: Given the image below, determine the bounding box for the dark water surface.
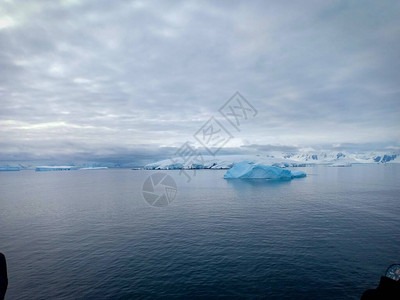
[0,165,399,299]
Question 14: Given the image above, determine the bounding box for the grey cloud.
[0,0,399,164]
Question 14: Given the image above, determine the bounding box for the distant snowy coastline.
[35,166,108,171]
[1,151,398,171]
[144,151,399,170]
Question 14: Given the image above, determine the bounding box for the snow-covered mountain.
[144,151,399,170]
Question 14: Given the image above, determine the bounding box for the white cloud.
[0,15,15,30]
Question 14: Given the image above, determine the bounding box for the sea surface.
[0,164,399,299]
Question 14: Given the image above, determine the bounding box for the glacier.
[224,162,306,180]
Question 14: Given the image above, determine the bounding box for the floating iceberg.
[224,162,306,180]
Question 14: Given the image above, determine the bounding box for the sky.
[0,0,399,165]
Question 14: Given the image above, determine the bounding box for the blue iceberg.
[224,162,306,180]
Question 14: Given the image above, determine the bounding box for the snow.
[224,162,306,180]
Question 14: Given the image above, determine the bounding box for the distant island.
[35,166,108,172]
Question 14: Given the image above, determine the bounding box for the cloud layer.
[1,0,399,163]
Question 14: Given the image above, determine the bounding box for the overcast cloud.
[1,0,399,164]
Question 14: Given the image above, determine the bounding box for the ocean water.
[0,165,399,299]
